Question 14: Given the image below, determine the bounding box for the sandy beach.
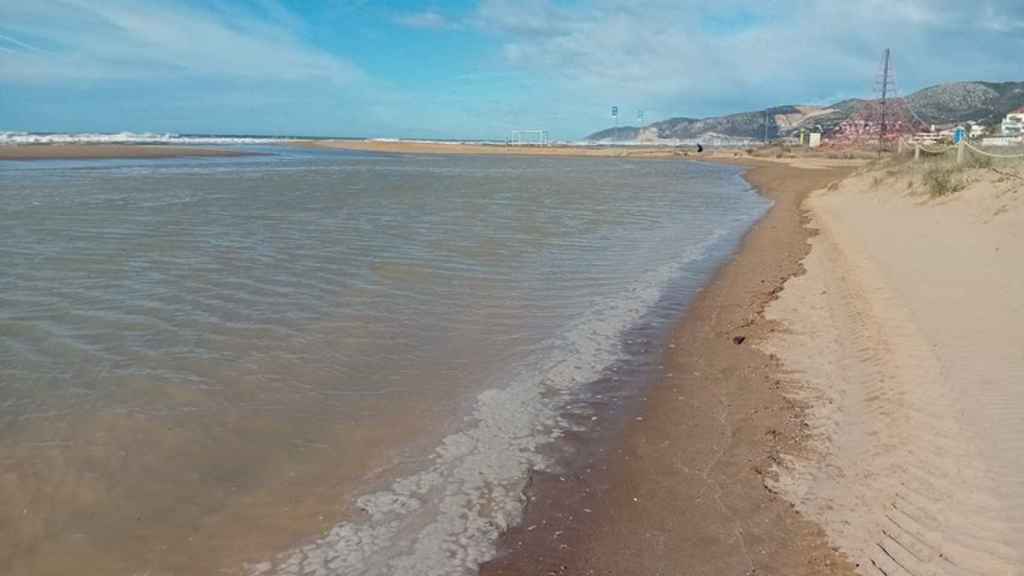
[298,139,703,158]
[6,2,1021,574]
[300,138,873,167]
[8,133,1018,575]
[481,157,863,575]
[0,144,255,160]
[762,159,1024,574]
[481,154,1024,575]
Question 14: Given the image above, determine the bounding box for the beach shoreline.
[0,144,257,160]
[294,138,870,573]
[297,139,706,159]
[480,157,862,575]
[476,151,1024,576]
[298,138,871,167]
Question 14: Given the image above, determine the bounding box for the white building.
[1001,107,1024,138]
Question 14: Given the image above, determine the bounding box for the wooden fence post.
[957,140,965,164]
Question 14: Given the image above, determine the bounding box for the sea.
[0,142,769,575]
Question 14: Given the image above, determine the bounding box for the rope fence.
[918,144,953,155]
[963,142,1024,160]
[910,140,1024,163]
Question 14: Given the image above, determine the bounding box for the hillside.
[586,81,1024,143]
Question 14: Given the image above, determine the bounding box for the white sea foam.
[0,131,290,145]
[245,232,730,576]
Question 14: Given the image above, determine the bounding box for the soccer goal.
[510,130,549,146]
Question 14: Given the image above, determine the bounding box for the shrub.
[923,165,966,197]
[965,154,992,169]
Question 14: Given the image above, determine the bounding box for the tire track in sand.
[760,182,1021,575]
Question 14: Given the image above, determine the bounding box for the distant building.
[1001,107,1024,138]
[907,132,943,145]
[826,99,922,148]
[982,136,1022,147]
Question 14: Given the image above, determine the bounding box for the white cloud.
[474,0,572,36]
[0,0,362,85]
[394,10,455,30]
[473,0,1024,119]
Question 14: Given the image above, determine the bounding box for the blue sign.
[953,126,966,144]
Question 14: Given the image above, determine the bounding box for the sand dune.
[762,162,1024,575]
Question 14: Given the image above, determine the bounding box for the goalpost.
[510,130,549,146]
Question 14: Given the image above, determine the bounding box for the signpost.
[953,126,966,145]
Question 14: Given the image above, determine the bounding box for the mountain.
[585,81,1024,143]
[904,81,1024,125]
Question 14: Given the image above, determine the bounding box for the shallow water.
[0,147,768,575]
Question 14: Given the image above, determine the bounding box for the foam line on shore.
[478,158,864,576]
[245,232,740,576]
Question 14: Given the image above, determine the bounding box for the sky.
[1,0,1022,140]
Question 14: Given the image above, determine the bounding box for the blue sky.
[1,0,1022,140]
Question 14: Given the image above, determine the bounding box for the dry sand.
[481,158,863,576]
[297,139,701,158]
[762,161,1024,574]
[301,139,870,169]
[0,144,254,160]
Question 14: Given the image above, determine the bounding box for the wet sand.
[0,144,254,160]
[480,158,862,575]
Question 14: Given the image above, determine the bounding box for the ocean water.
[0,147,769,575]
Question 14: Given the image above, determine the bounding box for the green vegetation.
[964,154,993,169]
[922,164,967,197]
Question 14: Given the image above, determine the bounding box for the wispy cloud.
[0,0,362,85]
[0,31,44,52]
[394,10,455,30]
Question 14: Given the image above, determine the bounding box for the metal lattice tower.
[875,48,896,150]
[829,49,924,149]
